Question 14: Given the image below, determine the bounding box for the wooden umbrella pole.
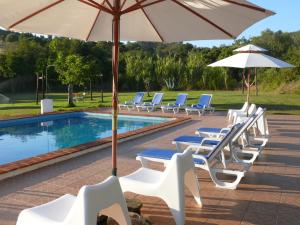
[112,0,120,176]
[246,68,251,116]
[255,68,258,96]
[242,68,245,94]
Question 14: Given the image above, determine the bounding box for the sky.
[187,0,300,48]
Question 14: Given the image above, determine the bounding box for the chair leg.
[184,170,202,207]
[101,203,132,225]
[161,192,185,225]
[209,168,245,189]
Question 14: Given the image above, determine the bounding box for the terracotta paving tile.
[0,113,300,224]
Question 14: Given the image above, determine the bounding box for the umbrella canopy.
[208,52,295,68]
[0,0,274,176]
[233,44,267,52]
[0,0,274,42]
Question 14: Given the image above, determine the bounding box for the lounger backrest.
[65,176,131,225]
[197,94,212,107]
[257,108,269,136]
[241,102,249,112]
[133,92,144,104]
[247,104,256,115]
[206,123,244,162]
[152,93,164,105]
[232,113,257,142]
[175,94,188,106]
[234,107,265,144]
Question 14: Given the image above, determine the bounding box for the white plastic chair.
[119,150,202,225]
[16,176,131,225]
[231,103,256,124]
[227,102,249,122]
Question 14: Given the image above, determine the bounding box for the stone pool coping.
[0,110,191,180]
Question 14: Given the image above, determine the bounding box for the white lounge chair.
[16,176,131,225]
[161,93,188,114]
[120,150,202,225]
[227,102,249,122]
[231,103,256,124]
[185,94,214,116]
[119,92,145,111]
[136,123,247,190]
[136,93,164,112]
[195,107,268,163]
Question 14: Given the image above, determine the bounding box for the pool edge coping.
[0,110,191,181]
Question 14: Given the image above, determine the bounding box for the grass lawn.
[0,90,300,119]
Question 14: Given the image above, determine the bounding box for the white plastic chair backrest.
[247,104,256,115]
[256,108,269,136]
[65,176,130,225]
[160,150,194,190]
[241,102,249,112]
[207,123,244,162]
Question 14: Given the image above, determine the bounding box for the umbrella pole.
[112,0,120,176]
[247,68,251,104]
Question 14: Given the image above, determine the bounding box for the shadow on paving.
[140,196,300,225]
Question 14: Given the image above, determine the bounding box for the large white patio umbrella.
[0,0,274,176]
[209,44,294,103]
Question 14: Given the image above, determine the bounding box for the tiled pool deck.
[0,110,299,225]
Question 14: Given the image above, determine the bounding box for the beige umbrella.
[0,0,274,176]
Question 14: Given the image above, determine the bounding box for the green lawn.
[1,90,300,119]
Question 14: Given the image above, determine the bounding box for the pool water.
[0,112,169,165]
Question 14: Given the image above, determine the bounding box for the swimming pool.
[0,112,170,166]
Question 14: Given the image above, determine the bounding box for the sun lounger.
[119,92,145,111]
[231,103,256,124]
[195,107,268,163]
[172,112,262,165]
[227,102,249,122]
[161,93,188,114]
[16,176,131,225]
[120,150,202,225]
[136,123,248,189]
[185,94,214,116]
[136,92,164,112]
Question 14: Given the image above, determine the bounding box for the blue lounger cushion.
[197,127,229,134]
[137,148,205,165]
[173,135,219,146]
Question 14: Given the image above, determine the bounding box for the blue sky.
[187,0,300,47]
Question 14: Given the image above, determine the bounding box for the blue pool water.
[0,112,170,165]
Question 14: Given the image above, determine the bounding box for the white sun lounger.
[195,107,268,163]
[16,176,131,225]
[136,123,248,189]
[227,102,249,122]
[120,150,202,225]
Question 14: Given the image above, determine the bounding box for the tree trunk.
[255,68,258,96]
[242,69,245,94]
[90,79,93,100]
[36,73,39,105]
[68,84,74,105]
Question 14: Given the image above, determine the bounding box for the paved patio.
[0,111,300,225]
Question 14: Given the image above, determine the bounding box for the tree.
[54,54,88,106]
[156,55,185,90]
[186,51,206,89]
